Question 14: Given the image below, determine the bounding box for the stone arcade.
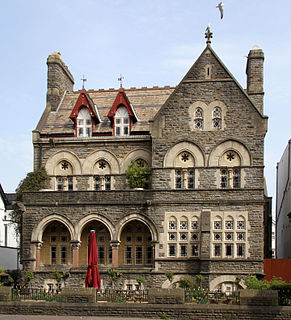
[21,32,268,293]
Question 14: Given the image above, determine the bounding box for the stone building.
[21,31,268,292]
[276,140,291,259]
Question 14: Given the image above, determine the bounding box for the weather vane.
[205,25,213,45]
[118,74,124,88]
[81,75,87,89]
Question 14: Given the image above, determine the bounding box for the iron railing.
[97,289,148,303]
[185,288,240,304]
[11,287,61,302]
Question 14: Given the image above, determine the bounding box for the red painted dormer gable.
[70,89,101,124]
[107,88,138,123]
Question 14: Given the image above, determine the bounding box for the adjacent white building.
[276,140,291,258]
[0,184,19,269]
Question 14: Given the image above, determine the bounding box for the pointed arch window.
[115,106,130,136]
[77,107,92,137]
[194,107,203,130]
[213,107,222,129]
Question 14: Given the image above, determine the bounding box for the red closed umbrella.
[85,230,101,289]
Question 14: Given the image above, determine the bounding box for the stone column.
[151,241,159,270]
[71,241,81,267]
[110,241,120,268]
[35,242,43,268]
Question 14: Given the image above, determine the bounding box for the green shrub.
[178,278,193,289]
[125,160,150,189]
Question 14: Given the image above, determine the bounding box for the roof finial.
[118,74,124,88]
[81,75,87,89]
[205,25,213,45]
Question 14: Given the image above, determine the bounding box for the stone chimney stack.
[246,46,264,114]
[46,52,74,111]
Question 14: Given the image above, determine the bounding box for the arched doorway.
[40,221,71,266]
[119,220,153,266]
[79,221,112,266]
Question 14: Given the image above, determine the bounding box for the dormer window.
[77,107,92,137]
[115,106,129,136]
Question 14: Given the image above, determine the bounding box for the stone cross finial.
[118,74,124,88]
[81,75,87,89]
[205,25,213,45]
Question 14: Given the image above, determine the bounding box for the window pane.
[146,246,153,264]
[214,245,221,257]
[51,247,57,264]
[123,118,129,124]
[86,128,91,137]
[98,246,105,264]
[124,126,129,135]
[225,244,232,257]
[233,168,241,188]
[116,126,120,136]
[61,246,67,264]
[108,246,112,264]
[105,176,111,190]
[125,246,132,264]
[169,244,176,257]
[136,246,143,264]
[175,170,182,189]
[68,177,73,190]
[237,244,245,257]
[180,245,188,257]
[188,169,194,189]
[191,245,199,257]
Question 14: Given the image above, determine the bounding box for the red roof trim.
[107,89,137,122]
[69,89,99,123]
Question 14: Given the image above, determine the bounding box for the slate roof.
[39,86,175,136]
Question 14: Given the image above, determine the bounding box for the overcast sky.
[0,1,290,216]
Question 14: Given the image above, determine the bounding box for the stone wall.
[1,301,291,319]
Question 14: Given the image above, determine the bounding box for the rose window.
[226,152,235,161]
[61,161,69,170]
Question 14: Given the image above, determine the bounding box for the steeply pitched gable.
[107,88,138,123]
[70,89,101,124]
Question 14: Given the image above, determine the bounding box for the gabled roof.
[69,89,101,123]
[107,88,138,123]
[153,44,266,122]
[37,86,175,136]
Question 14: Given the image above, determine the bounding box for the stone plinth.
[0,287,12,302]
[61,287,97,303]
[240,289,278,306]
[148,288,185,304]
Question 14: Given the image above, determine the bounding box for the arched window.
[213,107,222,129]
[194,107,203,130]
[93,160,111,190]
[77,107,92,137]
[174,152,195,189]
[220,151,241,189]
[55,160,74,191]
[115,106,129,136]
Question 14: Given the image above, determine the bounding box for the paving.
[0,316,156,320]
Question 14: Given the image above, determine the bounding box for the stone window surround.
[210,211,249,259]
[188,100,226,132]
[163,212,201,258]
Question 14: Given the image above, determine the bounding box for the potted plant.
[125,160,150,189]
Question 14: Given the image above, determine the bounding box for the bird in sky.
[216,2,224,19]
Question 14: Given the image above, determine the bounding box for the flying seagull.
[216,2,224,19]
